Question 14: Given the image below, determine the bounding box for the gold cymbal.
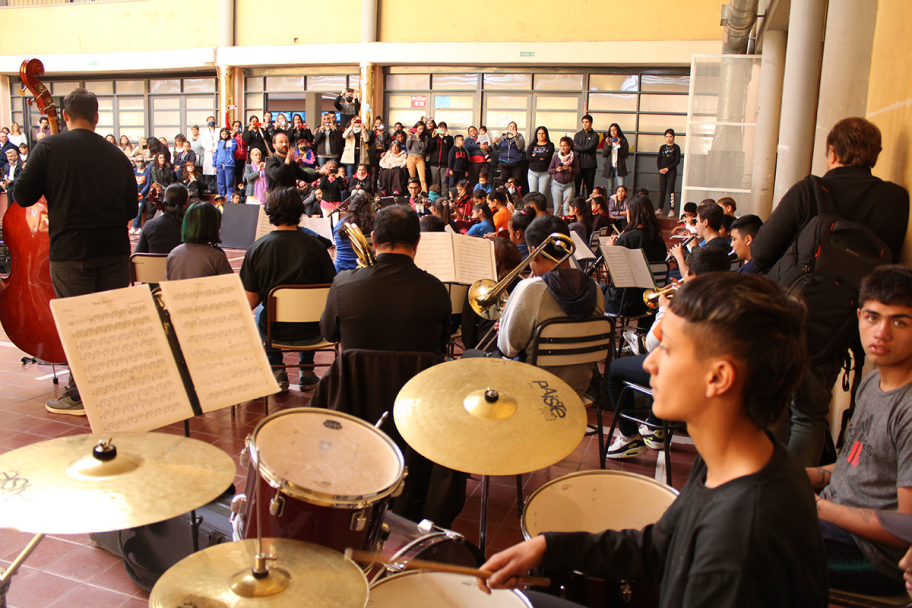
[149,539,368,608]
[394,358,586,476]
[0,432,235,534]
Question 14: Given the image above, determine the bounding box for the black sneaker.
[273,371,289,392]
[45,394,86,416]
[298,372,320,392]
[605,434,648,459]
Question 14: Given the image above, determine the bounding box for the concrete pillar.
[773,0,827,208]
[359,62,374,160]
[751,30,786,220]
[810,0,879,176]
[361,0,377,42]
[219,0,234,47]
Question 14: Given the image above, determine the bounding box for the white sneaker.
[605,433,648,459]
[622,329,641,356]
[128,227,136,235]
[638,424,667,450]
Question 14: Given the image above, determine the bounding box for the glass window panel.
[483,74,531,90]
[97,112,114,126]
[116,80,144,95]
[348,75,360,89]
[588,93,637,112]
[532,111,579,130]
[153,127,174,142]
[246,93,264,110]
[433,95,473,109]
[386,74,430,90]
[308,75,346,91]
[97,99,114,111]
[641,75,690,93]
[638,113,687,133]
[265,76,304,91]
[637,134,685,153]
[388,95,415,108]
[117,98,144,110]
[246,77,264,92]
[485,96,527,109]
[431,110,474,128]
[119,128,145,144]
[690,94,720,121]
[84,81,114,95]
[153,111,180,124]
[485,111,527,131]
[534,74,583,91]
[153,98,180,110]
[590,113,637,134]
[432,73,477,90]
[535,96,578,110]
[246,111,260,123]
[12,112,23,127]
[639,94,688,113]
[186,97,214,109]
[387,109,426,126]
[51,81,79,96]
[183,78,215,93]
[589,74,638,92]
[150,79,181,94]
[186,111,212,125]
[118,112,145,126]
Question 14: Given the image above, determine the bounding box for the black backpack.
[774,176,892,364]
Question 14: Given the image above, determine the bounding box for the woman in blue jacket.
[212,127,237,197]
[494,122,527,195]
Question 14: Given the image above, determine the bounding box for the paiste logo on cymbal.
[531,380,567,419]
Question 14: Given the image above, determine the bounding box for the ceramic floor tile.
[46,583,131,608]
[4,570,81,608]
[44,545,122,582]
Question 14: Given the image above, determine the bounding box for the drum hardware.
[375,410,389,428]
[269,494,285,517]
[351,510,368,532]
[345,549,551,588]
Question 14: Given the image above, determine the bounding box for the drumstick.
[344,549,551,587]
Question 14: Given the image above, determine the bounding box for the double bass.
[0,59,66,364]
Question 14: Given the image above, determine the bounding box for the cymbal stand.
[0,533,45,608]
[183,421,200,553]
[479,476,491,556]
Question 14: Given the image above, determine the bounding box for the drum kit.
[0,357,657,608]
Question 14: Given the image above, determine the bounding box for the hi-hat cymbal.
[0,432,235,534]
[394,358,586,476]
[149,539,368,608]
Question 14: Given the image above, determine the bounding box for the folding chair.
[513,315,616,516]
[263,284,338,413]
[605,259,669,359]
[130,253,169,285]
[445,283,469,360]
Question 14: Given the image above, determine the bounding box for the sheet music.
[160,274,280,414]
[571,231,595,260]
[600,246,656,289]
[254,205,273,242]
[300,216,335,245]
[452,233,497,285]
[444,223,456,234]
[50,286,194,433]
[413,232,457,283]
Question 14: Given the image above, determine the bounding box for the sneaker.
[273,371,289,392]
[46,394,86,416]
[605,434,648,459]
[639,424,667,450]
[622,329,641,356]
[128,227,136,235]
[298,372,320,392]
[667,210,677,219]
[655,208,663,216]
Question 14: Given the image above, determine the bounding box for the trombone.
[344,222,376,268]
[643,283,680,309]
[468,233,576,321]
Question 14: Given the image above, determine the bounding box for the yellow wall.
[236,0,361,46]
[866,0,912,263]
[0,0,217,56]
[379,0,723,43]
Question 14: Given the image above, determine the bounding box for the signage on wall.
[410,95,427,108]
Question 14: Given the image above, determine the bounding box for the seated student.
[508,209,533,259]
[592,189,615,234]
[568,196,594,244]
[670,200,730,276]
[406,177,430,216]
[420,214,446,233]
[606,185,629,229]
[523,191,549,219]
[466,201,495,237]
[135,183,189,254]
[348,163,372,194]
[333,191,374,273]
[606,246,732,459]
[462,238,522,352]
[808,265,912,596]
[730,214,763,274]
[873,512,912,598]
[474,169,493,195]
[717,196,737,216]
[494,215,605,396]
[490,190,511,233]
[670,201,699,238]
[166,201,233,280]
[719,214,735,240]
[241,187,336,392]
[480,272,829,607]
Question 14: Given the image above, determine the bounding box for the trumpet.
[468,233,575,321]
[643,283,680,309]
[344,222,376,268]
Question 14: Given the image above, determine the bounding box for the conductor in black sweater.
[265,132,323,191]
[15,88,138,417]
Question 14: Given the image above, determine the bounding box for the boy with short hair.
[717,196,738,216]
[447,134,468,194]
[730,214,763,274]
[475,170,493,194]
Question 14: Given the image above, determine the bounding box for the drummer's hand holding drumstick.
[477,536,547,594]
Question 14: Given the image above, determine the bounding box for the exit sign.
[521,51,534,57]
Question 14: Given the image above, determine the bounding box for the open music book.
[599,245,656,289]
[570,230,595,260]
[253,206,335,245]
[413,231,497,285]
[50,274,280,433]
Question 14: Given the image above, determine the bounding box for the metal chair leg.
[663,420,673,487]
[515,475,524,519]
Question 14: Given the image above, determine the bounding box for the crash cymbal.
[149,539,368,608]
[0,432,235,534]
[394,358,586,476]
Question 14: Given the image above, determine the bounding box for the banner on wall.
[410,95,427,108]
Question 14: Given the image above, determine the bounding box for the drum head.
[522,470,678,539]
[254,409,404,503]
[368,572,531,607]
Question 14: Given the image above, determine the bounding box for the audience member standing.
[656,128,681,218]
[527,126,554,208]
[199,115,219,193]
[573,114,599,198]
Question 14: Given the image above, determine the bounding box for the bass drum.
[368,511,482,584]
[521,470,679,608]
[367,571,531,608]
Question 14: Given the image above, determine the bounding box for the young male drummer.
[479,273,829,607]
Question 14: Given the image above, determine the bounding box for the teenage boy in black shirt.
[656,128,681,218]
[479,273,829,608]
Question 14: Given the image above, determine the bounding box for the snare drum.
[367,571,531,607]
[231,409,405,556]
[369,511,482,583]
[521,470,678,608]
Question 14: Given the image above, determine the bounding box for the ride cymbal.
[394,358,586,476]
[149,539,368,608]
[0,432,235,534]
